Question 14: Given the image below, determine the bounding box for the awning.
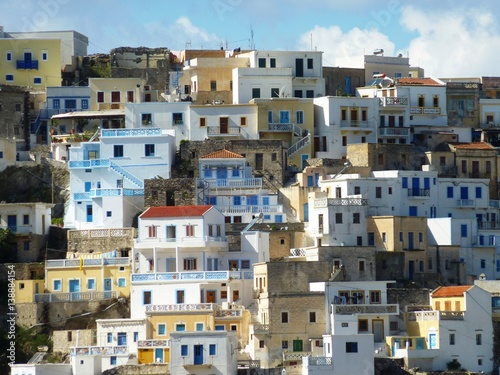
[51,109,125,120]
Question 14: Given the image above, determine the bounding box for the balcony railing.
[314,197,367,208]
[70,345,127,356]
[215,308,243,318]
[407,310,464,321]
[457,199,474,207]
[68,227,136,240]
[200,178,262,190]
[137,339,169,348]
[283,351,312,362]
[334,304,399,315]
[467,172,490,179]
[0,225,33,235]
[132,270,253,283]
[379,127,410,136]
[35,290,118,302]
[46,257,130,268]
[268,122,294,132]
[101,128,162,137]
[17,60,39,69]
[216,205,283,214]
[477,221,500,230]
[207,126,241,136]
[440,311,465,320]
[98,103,125,110]
[407,188,430,197]
[340,120,375,128]
[410,107,441,115]
[135,235,226,244]
[69,158,110,169]
[146,303,215,313]
[253,324,270,333]
[380,97,408,106]
[305,357,332,366]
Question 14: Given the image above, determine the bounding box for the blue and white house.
[197,149,284,223]
[64,127,175,229]
[131,205,265,319]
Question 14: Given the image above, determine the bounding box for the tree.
[0,228,15,263]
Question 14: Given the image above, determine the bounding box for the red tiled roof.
[431,285,472,298]
[449,142,495,150]
[200,149,244,159]
[140,205,212,218]
[397,77,443,86]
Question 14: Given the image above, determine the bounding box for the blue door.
[69,279,80,300]
[424,177,430,190]
[412,177,419,195]
[194,344,204,365]
[345,76,351,95]
[460,187,468,199]
[429,333,437,349]
[104,278,112,298]
[117,332,127,346]
[216,168,227,179]
[7,215,17,232]
[86,205,92,222]
[84,182,91,192]
[408,260,415,280]
[155,348,163,363]
[314,173,320,186]
[279,111,289,123]
[408,232,414,250]
[409,206,417,216]
[301,154,308,169]
[307,175,313,187]
[416,338,425,349]
[303,203,309,222]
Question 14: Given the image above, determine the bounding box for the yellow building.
[88,77,144,111]
[138,303,250,364]
[253,97,315,169]
[14,279,44,303]
[0,38,61,87]
[366,216,428,280]
[38,251,131,303]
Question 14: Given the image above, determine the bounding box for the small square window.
[309,311,316,323]
[259,340,265,348]
[6,51,12,61]
[341,322,348,327]
[42,51,48,61]
[118,278,126,287]
[6,74,14,81]
[281,311,289,323]
[209,344,216,355]
[141,113,152,125]
[282,340,288,349]
[106,211,112,217]
[110,356,117,365]
[34,77,42,85]
[158,324,166,335]
[181,345,188,356]
[19,283,25,289]
[346,342,358,353]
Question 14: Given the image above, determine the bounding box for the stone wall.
[387,288,431,309]
[144,178,197,207]
[0,262,44,281]
[53,328,95,354]
[347,143,421,172]
[267,261,332,293]
[317,246,378,281]
[376,252,406,281]
[14,234,47,263]
[0,85,26,140]
[66,228,135,254]
[102,364,169,375]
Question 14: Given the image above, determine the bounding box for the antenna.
[185,41,191,50]
[250,26,255,50]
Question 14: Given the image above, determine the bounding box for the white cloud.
[297,25,395,68]
[400,5,500,77]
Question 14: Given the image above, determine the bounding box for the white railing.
[137,339,169,348]
[340,120,376,128]
[410,107,441,115]
[287,132,311,157]
[201,178,263,189]
[135,235,226,244]
[35,290,118,302]
[132,270,254,282]
[379,127,410,136]
[146,303,215,312]
[216,205,283,214]
[46,257,130,268]
[207,126,241,136]
[68,228,136,240]
[313,197,367,207]
[101,128,162,137]
[70,345,127,356]
[457,199,474,207]
[380,97,408,106]
[334,304,398,315]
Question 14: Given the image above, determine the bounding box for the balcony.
[333,304,399,315]
[98,103,125,110]
[410,107,441,115]
[70,345,127,356]
[146,303,216,313]
[467,172,490,179]
[34,290,119,302]
[131,270,254,283]
[253,324,270,333]
[340,120,375,130]
[477,221,500,230]
[101,128,162,137]
[479,122,500,129]
[135,235,227,248]
[379,127,410,136]
[46,257,130,268]
[313,197,367,208]
[137,339,169,348]
[17,59,39,69]
[379,97,408,106]
[0,225,33,235]
[69,158,110,169]
[304,356,332,367]
[407,310,464,321]
[67,227,136,241]
[200,178,262,191]
[457,199,474,207]
[283,351,312,362]
[207,126,241,136]
[215,205,283,215]
[407,188,430,198]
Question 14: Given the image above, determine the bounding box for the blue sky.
[3,0,500,77]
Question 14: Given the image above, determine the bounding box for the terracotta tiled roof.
[431,285,472,298]
[200,149,244,159]
[397,77,443,86]
[140,205,213,218]
[449,142,495,150]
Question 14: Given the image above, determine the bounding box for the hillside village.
[1,27,500,375]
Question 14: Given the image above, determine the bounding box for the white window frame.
[86,278,96,290]
[41,50,48,61]
[53,279,62,291]
[6,51,12,61]
[118,278,126,287]
[157,323,166,336]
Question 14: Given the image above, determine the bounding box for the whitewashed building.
[131,205,264,319]
[233,50,325,104]
[313,96,379,159]
[64,126,175,229]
